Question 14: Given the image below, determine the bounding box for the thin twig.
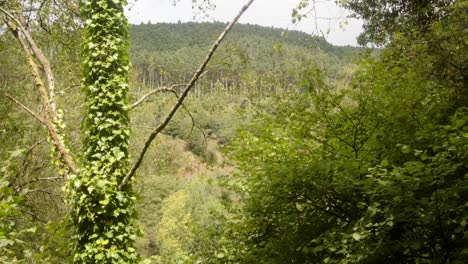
[20,140,46,178]
[166,89,197,137]
[130,85,183,109]
[20,177,64,188]
[120,0,256,190]
[131,71,208,109]
[4,93,47,125]
[4,92,76,174]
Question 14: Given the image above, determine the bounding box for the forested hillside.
[130,22,359,61]
[129,22,363,94]
[1,0,466,263]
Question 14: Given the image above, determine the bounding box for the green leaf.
[99,199,109,206]
[352,233,362,241]
[380,159,389,167]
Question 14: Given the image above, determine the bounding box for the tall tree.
[68,0,139,262]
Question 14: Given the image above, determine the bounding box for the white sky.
[126,0,363,46]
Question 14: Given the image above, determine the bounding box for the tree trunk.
[70,0,139,262]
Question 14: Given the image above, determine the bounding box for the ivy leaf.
[99,199,109,206]
[352,233,362,241]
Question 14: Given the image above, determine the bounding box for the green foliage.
[228,75,359,262]
[349,55,453,164]
[0,151,36,264]
[3,0,465,262]
[137,172,239,264]
[183,175,235,263]
[129,22,352,58]
[136,171,182,257]
[67,0,139,262]
[333,107,468,263]
[0,168,24,263]
[29,219,74,263]
[153,190,194,263]
[345,0,455,45]
[345,0,467,107]
[227,56,467,262]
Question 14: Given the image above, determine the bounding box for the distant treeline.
[129,22,365,91]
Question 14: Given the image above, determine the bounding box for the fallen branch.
[120,0,255,189]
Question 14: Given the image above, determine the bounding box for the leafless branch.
[131,71,208,109]
[23,39,75,173]
[62,0,81,17]
[21,140,45,173]
[120,0,256,189]
[1,5,58,119]
[4,93,47,125]
[130,85,183,109]
[20,177,64,189]
[2,4,77,175]
[25,187,60,196]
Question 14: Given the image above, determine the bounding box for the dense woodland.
[0,0,467,263]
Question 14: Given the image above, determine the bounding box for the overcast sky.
[126,0,363,46]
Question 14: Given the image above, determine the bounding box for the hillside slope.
[128,22,363,89]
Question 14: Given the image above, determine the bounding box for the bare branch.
[120,0,255,189]
[25,187,60,196]
[1,7,53,116]
[19,177,64,190]
[130,85,183,109]
[2,5,77,176]
[18,24,58,118]
[62,0,81,17]
[21,140,45,170]
[4,93,47,125]
[4,93,77,175]
[1,5,58,119]
[131,71,208,109]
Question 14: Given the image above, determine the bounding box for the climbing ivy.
[67,0,140,262]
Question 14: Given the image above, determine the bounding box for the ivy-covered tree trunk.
[68,0,139,262]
